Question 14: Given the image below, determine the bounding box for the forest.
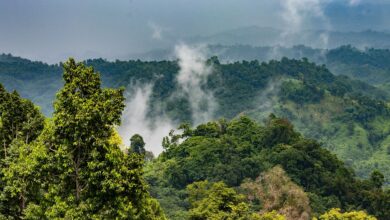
[1,48,390,184]
[0,57,388,219]
[2,0,390,219]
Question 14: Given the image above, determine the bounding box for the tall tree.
[27,58,166,219]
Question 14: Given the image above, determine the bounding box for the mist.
[119,43,218,155]
[279,0,330,48]
[175,43,217,125]
[1,0,390,63]
[118,83,175,155]
[249,79,283,119]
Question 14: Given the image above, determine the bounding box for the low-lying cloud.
[175,43,217,125]
[119,43,218,155]
[256,79,282,115]
[118,83,174,155]
[279,0,331,48]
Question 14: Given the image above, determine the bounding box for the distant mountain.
[0,54,62,115]
[133,45,390,89]
[126,27,390,61]
[187,26,390,49]
[189,26,281,47]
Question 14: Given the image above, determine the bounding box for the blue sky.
[0,0,389,63]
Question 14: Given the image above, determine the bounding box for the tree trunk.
[75,147,81,201]
[3,140,6,158]
[19,192,25,214]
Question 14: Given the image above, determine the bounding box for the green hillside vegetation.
[0,59,387,219]
[326,46,390,85]
[128,44,390,90]
[0,54,62,115]
[145,115,389,219]
[1,52,390,185]
[4,45,390,116]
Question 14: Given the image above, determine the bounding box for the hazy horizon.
[1,0,390,63]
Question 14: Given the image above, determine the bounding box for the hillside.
[1,53,390,185]
[145,115,389,219]
[4,46,390,113]
[1,59,387,219]
[0,54,62,115]
[3,0,390,219]
[132,45,390,88]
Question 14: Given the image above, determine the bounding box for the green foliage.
[45,58,126,213]
[257,211,286,220]
[280,79,324,104]
[2,53,390,219]
[0,84,44,160]
[187,180,259,220]
[0,54,62,116]
[0,58,167,219]
[0,84,45,218]
[160,117,267,188]
[149,116,388,219]
[0,136,47,218]
[34,58,166,219]
[317,208,377,220]
[2,52,390,183]
[327,46,390,85]
[369,171,385,189]
[144,158,189,220]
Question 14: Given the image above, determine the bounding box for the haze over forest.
[0,0,389,219]
[1,0,390,63]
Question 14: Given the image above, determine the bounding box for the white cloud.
[118,43,218,155]
[119,83,175,155]
[175,43,217,125]
[278,0,331,48]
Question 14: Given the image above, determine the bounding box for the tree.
[0,137,46,218]
[130,134,146,154]
[0,84,45,218]
[241,166,311,220]
[317,208,377,220]
[369,171,384,189]
[187,180,260,220]
[258,211,286,220]
[155,116,387,219]
[0,84,44,160]
[52,57,125,202]
[27,58,166,219]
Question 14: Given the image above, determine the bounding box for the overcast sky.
[0,0,389,63]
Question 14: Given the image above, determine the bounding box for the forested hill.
[1,51,390,185]
[0,59,388,219]
[0,54,62,115]
[134,45,390,89]
[145,115,389,219]
[3,46,390,115]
